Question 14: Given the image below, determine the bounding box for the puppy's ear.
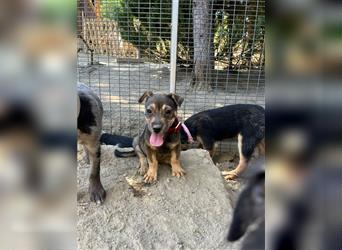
[138,91,153,104]
[167,93,184,107]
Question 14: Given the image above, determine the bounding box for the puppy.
[180,104,265,180]
[77,82,134,203]
[227,166,265,250]
[133,91,186,183]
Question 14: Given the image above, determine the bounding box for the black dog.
[77,82,134,203]
[227,165,265,250]
[180,104,265,180]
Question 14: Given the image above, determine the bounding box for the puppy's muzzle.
[152,124,162,133]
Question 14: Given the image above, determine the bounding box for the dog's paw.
[138,164,148,176]
[89,181,106,204]
[144,169,157,183]
[172,167,186,177]
[222,170,239,181]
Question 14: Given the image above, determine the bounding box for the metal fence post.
[170,0,179,93]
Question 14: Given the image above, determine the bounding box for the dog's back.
[182,104,264,142]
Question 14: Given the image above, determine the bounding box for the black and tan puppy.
[133,91,186,183]
[180,104,265,180]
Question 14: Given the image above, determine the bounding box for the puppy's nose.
[152,124,162,133]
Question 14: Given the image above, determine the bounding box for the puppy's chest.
[154,143,178,163]
[156,148,172,163]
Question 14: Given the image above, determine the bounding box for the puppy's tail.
[100,133,136,157]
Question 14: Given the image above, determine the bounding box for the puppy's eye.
[165,110,171,115]
[146,109,152,114]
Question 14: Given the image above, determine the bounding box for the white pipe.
[170,0,179,93]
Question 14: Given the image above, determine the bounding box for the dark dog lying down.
[77,82,133,203]
[227,160,265,250]
[180,104,265,180]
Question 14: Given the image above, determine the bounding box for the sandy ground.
[77,145,248,250]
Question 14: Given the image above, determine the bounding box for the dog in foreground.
[180,104,265,180]
[77,82,133,203]
[227,163,265,250]
[133,91,186,183]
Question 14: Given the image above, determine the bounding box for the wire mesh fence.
[77,0,265,151]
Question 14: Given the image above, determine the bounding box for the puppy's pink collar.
[168,117,194,143]
[181,123,194,143]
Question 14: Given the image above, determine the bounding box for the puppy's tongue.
[150,132,164,147]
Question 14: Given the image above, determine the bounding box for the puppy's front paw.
[172,167,186,177]
[138,163,148,176]
[222,170,239,181]
[89,180,106,204]
[144,169,157,183]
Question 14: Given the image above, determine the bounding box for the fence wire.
[77,0,265,151]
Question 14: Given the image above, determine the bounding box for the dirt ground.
[77,145,249,250]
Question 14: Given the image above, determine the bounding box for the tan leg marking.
[257,138,265,155]
[208,143,217,157]
[170,150,186,177]
[138,157,148,175]
[197,135,216,157]
[135,145,148,176]
[197,136,204,149]
[223,134,248,180]
[144,151,158,183]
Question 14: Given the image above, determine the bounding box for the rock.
[77,146,239,250]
